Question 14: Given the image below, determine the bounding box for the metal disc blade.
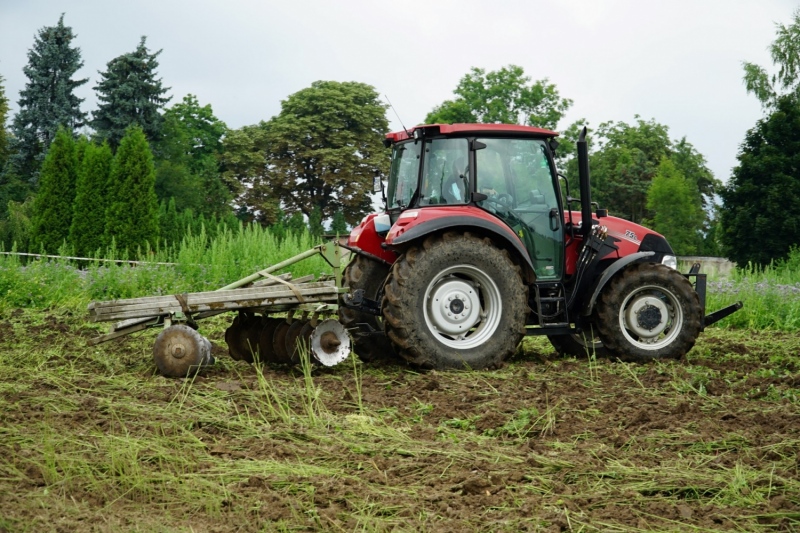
[284,319,309,361]
[310,319,351,367]
[154,325,212,378]
[271,319,293,364]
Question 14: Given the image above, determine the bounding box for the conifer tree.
[8,15,87,184]
[0,73,9,171]
[308,206,324,239]
[30,127,78,252]
[69,141,113,255]
[105,126,159,254]
[92,37,170,148]
[286,211,306,236]
[331,210,348,235]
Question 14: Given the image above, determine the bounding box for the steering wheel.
[480,192,515,215]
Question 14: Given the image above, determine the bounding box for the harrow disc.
[154,324,214,378]
[310,319,351,367]
[271,319,293,364]
[285,319,310,360]
[225,313,265,364]
[257,317,282,363]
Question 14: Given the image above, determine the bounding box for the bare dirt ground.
[1,309,799,532]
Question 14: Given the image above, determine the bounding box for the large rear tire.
[382,232,528,370]
[595,262,702,362]
[338,255,395,362]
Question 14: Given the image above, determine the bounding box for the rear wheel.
[595,262,702,362]
[382,231,528,370]
[338,255,395,362]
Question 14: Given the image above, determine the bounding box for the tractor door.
[475,138,564,280]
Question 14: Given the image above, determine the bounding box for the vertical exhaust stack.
[577,127,593,241]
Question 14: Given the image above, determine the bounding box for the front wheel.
[595,262,702,362]
[382,231,528,370]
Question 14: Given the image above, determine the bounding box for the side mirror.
[373,175,383,193]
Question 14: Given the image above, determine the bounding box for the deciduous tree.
[719,95,800,266]
[258,81,390,226]
[644,158,704,255]
[30,127,78,252]
[743,8,800,108]
[92,36,170,148]
[154,94,229,216]
[425,65,572,130]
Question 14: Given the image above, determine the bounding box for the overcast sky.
[1,1,797,183]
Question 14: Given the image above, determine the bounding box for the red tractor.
[340,123,741,369]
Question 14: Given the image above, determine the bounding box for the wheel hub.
[625,295,669,339]
[427,278,482,336]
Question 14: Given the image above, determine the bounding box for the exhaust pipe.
[577,127,593,241]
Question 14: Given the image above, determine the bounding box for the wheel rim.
[618,284,683,350]
[423,264,502,349]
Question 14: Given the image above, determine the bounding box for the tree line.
[0,12,799,266]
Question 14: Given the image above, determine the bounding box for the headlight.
[661,254,678,270]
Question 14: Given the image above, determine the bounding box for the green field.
[1,229,799,531]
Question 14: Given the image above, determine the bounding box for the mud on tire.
[595,262,702,362]
[338,254,395,362]
[382,231,528,370]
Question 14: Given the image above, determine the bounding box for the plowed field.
[1,309,799,532]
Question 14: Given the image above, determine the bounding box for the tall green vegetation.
[720,95,800,266]
[425,65,572,130]
[4,15,87,208]
[69,141,113,255]
[30,127,78,252]
[105,126,159,253]
[92,36,170,148]
[645,158,705,255]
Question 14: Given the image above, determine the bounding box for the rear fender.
[580,251,656,316]
[386,209,536,282]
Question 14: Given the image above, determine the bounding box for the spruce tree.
[92,36,171,148]
[69,141,113,255]
[0,73,9,171]
[30,127,78,252]
[105,126,160,254]
[8,15,87,184]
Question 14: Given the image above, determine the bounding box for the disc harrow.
[87,242,355,377]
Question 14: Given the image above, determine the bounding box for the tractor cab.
[384,124,564,281]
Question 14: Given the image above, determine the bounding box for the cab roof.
[385,123,558,144]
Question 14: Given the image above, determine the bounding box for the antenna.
[384,95,411,137]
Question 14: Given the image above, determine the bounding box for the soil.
[1,311,799,532]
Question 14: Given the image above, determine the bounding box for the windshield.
[386,140,421,209]
[419,138,470,205]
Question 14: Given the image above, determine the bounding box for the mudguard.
[385,208,536,281]
[581,251,656,316]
